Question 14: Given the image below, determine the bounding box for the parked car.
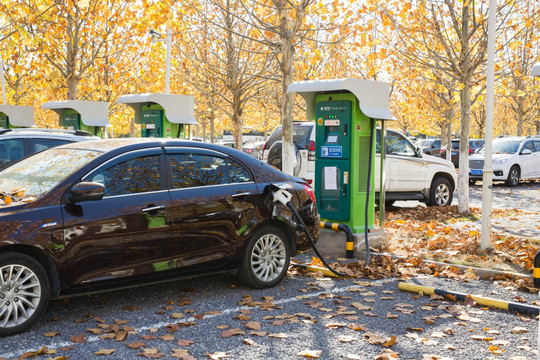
[260,122,315,182]
[261,123,457,206]
[469,136,540,186]
[0,138,320,335]
[440,139,485,167]
[376,129,457,207]
[419,138,442,156]
[0,128,98,170]
[242,140,265,158]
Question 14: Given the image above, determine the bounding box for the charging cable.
[272,189,346,277]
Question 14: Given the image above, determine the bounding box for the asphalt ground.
[0,182,538,359]
[0,269,538,360]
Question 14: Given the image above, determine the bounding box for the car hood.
[421,153,455,169]
[469,153,512,161]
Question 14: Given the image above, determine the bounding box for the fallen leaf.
[138,348,165,358]
[245,321,261,330]
[207,351,229,359]
[243,338,257,346]
[250,331,267,337]
[160,334,175,341]
[339,335,357,343]
[171,348,190,358]
[297,349,322,358]
[44,332,59,337]
[128,342,147,349]
[71,334,87,344]
[221,328,245,338]
[268,333,289,339]
[177,339,194,346]
[95,349,116,355]
[511,326,528,334]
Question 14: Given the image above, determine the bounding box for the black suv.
[0,128,98,170]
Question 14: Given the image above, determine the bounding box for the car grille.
[469,159,484,169]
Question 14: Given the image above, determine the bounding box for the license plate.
[470,169,482,176]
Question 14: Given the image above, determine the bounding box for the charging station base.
[315,228,388,260]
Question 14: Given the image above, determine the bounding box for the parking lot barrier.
[320,221,354,259]
[399,282,540,316]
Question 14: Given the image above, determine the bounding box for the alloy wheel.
[0,264,41,328]
[250,234,287,282]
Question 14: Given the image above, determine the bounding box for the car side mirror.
[415,147,421,157]
[521,149,532,155]
[67,182,104,204]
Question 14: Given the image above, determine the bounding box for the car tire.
[505,165,520,187]
[266,141,301,176]
[0,252,50,336]
[427,177,453,207]
[238,226,290,289]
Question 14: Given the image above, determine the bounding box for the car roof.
[0,128,98,140]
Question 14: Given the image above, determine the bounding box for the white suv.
[469,136,540,186]
[261,124,457,206]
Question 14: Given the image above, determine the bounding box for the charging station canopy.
[0,105,34,127]
[287,78,395,121]
[117,93,197,125]
[42,100,110,127]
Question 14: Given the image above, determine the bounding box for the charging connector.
[272,189,293,206]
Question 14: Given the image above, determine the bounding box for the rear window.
[266,124,314,150]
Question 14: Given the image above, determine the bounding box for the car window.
[533,140,540,152]
[169,153,228,188]
[0,148,101,200]
[521,140,534,153]
[266,124,313,150]
[31,138,71,153]
[0,138,24,167]
[87,155,161,197]
[386,131,416,156]
[228,159,252,183]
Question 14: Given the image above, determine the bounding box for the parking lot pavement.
[1,271,537,360]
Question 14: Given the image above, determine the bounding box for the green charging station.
[42,100,110,137]
[0,105,35,129]
[288,79,395,257]
[118,93,197,139]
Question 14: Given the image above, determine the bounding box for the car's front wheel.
[0,252,50,336]
[238,226,290,289]
[427,177,453,207]
[505,165,520,187]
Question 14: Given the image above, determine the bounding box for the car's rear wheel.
[238,226,290,289]
[427,177,453,207]
[0,252,50,336]
[505,165,520,187]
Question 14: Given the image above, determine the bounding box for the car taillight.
[469,148,473,154]
[304,183,316,203]
[259,141,268,159]
[308,140,315,161]
[246,149,253,153]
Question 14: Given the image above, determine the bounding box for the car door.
[519,140,536,179]
[533,140,540,178]
[385,130,427,191]
[165,147,258,270]
[62,148,173,286]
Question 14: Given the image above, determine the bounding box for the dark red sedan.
[0,138,319,336]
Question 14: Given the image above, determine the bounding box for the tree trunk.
[278,2,294,176]
[457,3,471,215]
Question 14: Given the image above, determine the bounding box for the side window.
[533,140,540,152]
[169,153,228,188]
[87,155,161,197]
[0,138,24,165]
[228,159,252,183]
[31,138,71,153]
[521,141,534,153]
[386,131,416,157]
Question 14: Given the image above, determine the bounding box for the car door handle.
[142,205,166,214]
[232,192,251,198]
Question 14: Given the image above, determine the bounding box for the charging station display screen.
[327,134,339,144]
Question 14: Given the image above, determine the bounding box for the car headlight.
[493,158,508,165]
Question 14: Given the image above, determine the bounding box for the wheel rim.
[510,169,519,185]
[250,234,286,282]
[435,183,450,206]
[0,264,41,328]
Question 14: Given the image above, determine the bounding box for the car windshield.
[0,147,101,203]
[478,139,521,155]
